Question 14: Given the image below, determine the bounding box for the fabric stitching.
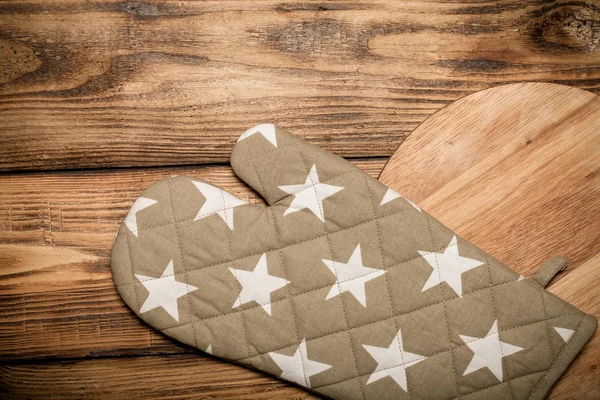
[130,167,363,235]
[485,254,515,400]
[249,153,307,384]
[122,239,457,335]
[294,144,364,398]
[526,315,587,399]
[454,369,547,399]
[311,312,580,392]
[115,207,413,288]
[236,298,581,368]
[231,135,363,176]
[123,228,142,323]
[222,186,251,360]
[228,267,252,359]
[231,138,301,168]
[166,178,200,351]
[539,280,556,362]
[158,258,518,346]
[364,173,412,399]
[425,214,461,399]
[272,145,360,206]
[534,260,562,288]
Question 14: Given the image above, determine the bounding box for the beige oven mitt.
[111,124,596,400]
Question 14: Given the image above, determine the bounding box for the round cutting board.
[378,83,600,399]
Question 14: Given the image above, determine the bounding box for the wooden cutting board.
[378,82,600,399]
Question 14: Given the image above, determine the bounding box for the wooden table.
[1,1,598,398]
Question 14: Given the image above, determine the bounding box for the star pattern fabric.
[322,244,386,307]
[192,180,246,230]
[380,188,421,211]
[554,327,575,342]
[418,235,484,297]
[135,260,199,322]
[125,197,158,236]
[363,328,426,391]
[112,125,593,400]
[278,164,344,222]
[229,254,290,316]
[237,123,278,147]
[269,338,332,388]
[459,320,523,381]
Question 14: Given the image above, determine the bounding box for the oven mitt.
[111,124,597,400]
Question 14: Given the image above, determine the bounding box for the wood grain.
[1,0,600,171]
[379,83,600,399]
[2,1,600,398]
[0,354,316,399]
[0,159,385,361]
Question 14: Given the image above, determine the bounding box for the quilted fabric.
[111,124,597,400]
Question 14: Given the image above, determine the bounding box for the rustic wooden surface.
[1,0,600,171]
[380,83,600,399]
[0,355,319,399]
[1,0,600,398]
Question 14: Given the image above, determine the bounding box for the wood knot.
[0,39,41,84]
[122,1,159,17]
[528,2,600,52]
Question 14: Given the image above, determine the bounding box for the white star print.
[380,188,420,211]
[363,328,426,391]
[135,260,199,322]
[554,327,575,343]
[229,254,290,316]
[278,164,344,222]
[418,235,484,297]
[269,338,332,388]
[125,197,158,236]
[237,123,278,147]
[322,244,386,307]
[192,180,246,230]
[205,344,213,355]
[459,320,523,381]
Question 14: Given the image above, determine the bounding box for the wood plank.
[0,354,317,399]
[1,0,599,170]
[0,159,385,360]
